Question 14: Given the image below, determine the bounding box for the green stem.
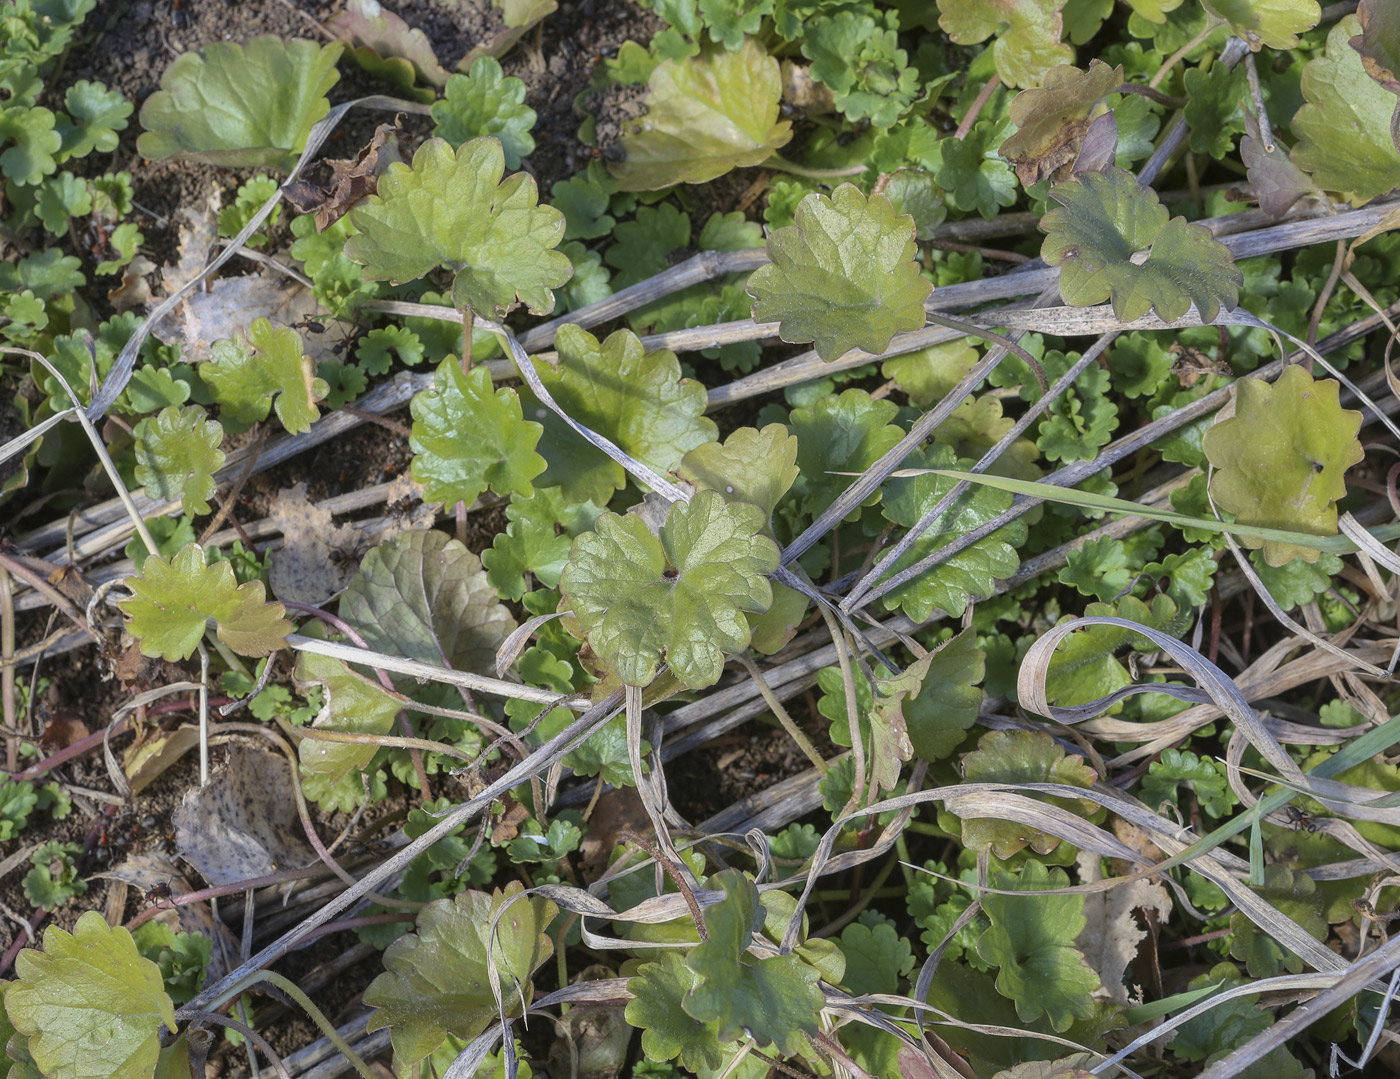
[206,631,251,679]
[760,156,867,181]
[737,654,828,775]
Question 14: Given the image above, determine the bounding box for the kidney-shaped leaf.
[525,325,717,506]
[959,730,1097,858]
[120,543,291,661]
[1201,0,1320,51]
[346,136,571,317]
[747,184,932,363]
[878,445,1026,623]
[625,952,728,1073]
[137,36,342,171]
[364,883,557,1068]
[7,911,176,1079]
[677,423,799,525]
[1202,365,1364,566]
[339,530,517,674]
[559,490,779,690]
[611,38,793,191]
[1041,166,1241,322]
[976,860,1100,1031]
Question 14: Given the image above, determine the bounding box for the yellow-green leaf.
[1202,365,1364,566]
[119,543,291,661]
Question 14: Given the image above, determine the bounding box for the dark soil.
[66,0,666,275]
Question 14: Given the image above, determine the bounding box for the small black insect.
[1284,806,1321,833]
[145,878,176,907]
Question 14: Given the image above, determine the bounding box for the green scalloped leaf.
[137,35,343,171]
[524,324,717,506]
[410,359,545,509]
[1042,593,1180,706]
[431,57,537,169]
[0,104,61,186]
[1291,16,1400,207]
[747,184,932,363]
[790,389,904,520]
[878,444,1027,623]
[364,883,557,1068]
[201,317,328,434]
[7,912,176,1079]
[682,870,824,1055]
[960,729,1097,858]
[119,543,290,661]
[559,490,779,690]
[293,649,407,799]
[976,860,1100,1030]
[937,0,1076,88]
[1201,0,1320,51]
[625,952,728,1073]
[898,626,986,761]
[35,171,91,237]
[1228,864,1327,978]
[133,405,226,515]
[481,488,604,601]
[346,136,571,318]
[1201,366,1364,566]
[611,38,793,191]
[55,80,131,160]
[1041,166,1242,322]
[676,423,799,526]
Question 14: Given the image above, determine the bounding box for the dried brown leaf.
[122,725,201,796]
[284,121,405,232]
[172,744,313,886]
[1074,851,1171,1004]
[267,481,363,606]
[1000,61,1123,186]
[152,271,351,364]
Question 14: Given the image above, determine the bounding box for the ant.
[1283,806,1321,833]
[145,876,177,908]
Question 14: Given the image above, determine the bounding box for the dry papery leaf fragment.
[283,120,406,232]
[172,744,313,886]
